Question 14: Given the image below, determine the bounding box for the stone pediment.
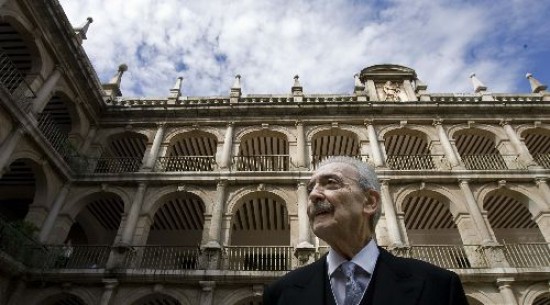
[359,64,417,82]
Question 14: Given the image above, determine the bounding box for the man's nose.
[308,184,325,203]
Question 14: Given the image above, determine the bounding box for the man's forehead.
[310,162,357,180]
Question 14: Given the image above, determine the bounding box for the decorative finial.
[526,73,548,93]
[230,74,242,98]
[354,74,365,93]
[170,76,183,97]
[109,64,128,86]
[470,73,488,93]
[74,17,93,44]
[292,75,303,94]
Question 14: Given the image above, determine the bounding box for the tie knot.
[340,261,357,278]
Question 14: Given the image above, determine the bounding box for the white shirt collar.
[326,239,379,277]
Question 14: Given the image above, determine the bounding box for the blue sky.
[59,0,550,97]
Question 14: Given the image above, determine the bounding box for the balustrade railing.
[534,153,550,169]
[233,155,290,171]
[502,243,550,268]
[461,154,526,170]
[310,155,371,170]
[0,48,35,110]
[155,156,216,172]
[89,157,143,173]
[225,246,293,271]
[0,217,47,268]
[123,246,200,270]
[41,245,110,269]
[386,155,444,170]
[389,245,486,269]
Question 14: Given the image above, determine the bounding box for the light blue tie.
[340,261,367,305]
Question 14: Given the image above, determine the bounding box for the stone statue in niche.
[383,81,401,101]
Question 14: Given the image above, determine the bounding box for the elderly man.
[263,156,469,305]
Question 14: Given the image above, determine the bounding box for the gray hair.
[317,156,382,229]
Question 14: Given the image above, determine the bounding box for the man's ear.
[363,189,380,215]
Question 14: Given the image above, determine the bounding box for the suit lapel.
[285,256,327,305]
[371,249,425,305]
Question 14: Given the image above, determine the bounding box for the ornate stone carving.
[383,81,401,101]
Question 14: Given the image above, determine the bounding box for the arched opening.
[534,292,550,305]
[39,293,86,305]
[454,129,507,170]
[37,93,80,160]
[0,159,36,222]
[0,19,40,100]
[160,131,217,171]
[484,189,547,268]
[58,193,123,268]
[229,192,291,270]
[384,129,434,170]
[236,131,289,171]
[523,128,550,169]
[399,192,469,268]
[310,128,360,169]
[139,192,205,269]
[95,132,147,172]
[132,293,181,305]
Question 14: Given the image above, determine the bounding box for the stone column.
[38,183,71,243]
[0,126,25,177]
[219,123,234,169]
[535,179,550,208]
[433,120,460,168]
[365,122,384,167]
[199,281,215,305]
[120,183,147,245]
[501,121,537,167]
[142,124,165,170]
[295,121,307,169]
[380,180,404,246]
[459,180,494,244]
[296,182,313,247]
[80,126,97,153]
[206,180,227,248]
[220,214,232,247]
[98,279,118,305]
[31,66,62,114]
[497,278,519,305]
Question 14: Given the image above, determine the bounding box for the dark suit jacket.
[263,248,469,305]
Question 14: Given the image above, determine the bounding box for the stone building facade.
[1,0,550,304]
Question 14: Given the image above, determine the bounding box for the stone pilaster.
[218,123,234,169]
[380,180,403,246]
[31,66,62,114]
[365,121,384,167]
[142,124,165,170]
[295,121,307,169]
[39,183,71,243]
[120,183,147,245]
[433,120,461,168]
[458,180,494,245]
[497,278,519,305]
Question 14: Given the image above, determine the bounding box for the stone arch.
[229,190,291,245]
[146,190,207,246]
[308,126,364,167]
[517,123,550,139]
[466,291,497,305]
[480,185,546,243]
[41,90,85,145]
[0,157,49,223]
[394,183,465,216]
[0,11,44,79]
[448,123,508,143]
[222,288,261,305]
[118,287,191,305]
[62,186,132,218]
[477,183,547,217]
[164,126,224,144]
[29,287,96,305]
[378,124,437,142]
[143,185,214,216]
[235,125,297,143]
[226,186,297,215]
[518,126,550,168]
[521,282,550,305]
[96,128,154,148]
[397,187,463,245]
[61,190,127,245]
[306,124,367,142]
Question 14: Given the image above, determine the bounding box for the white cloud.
[59,0,550,96]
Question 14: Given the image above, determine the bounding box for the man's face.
[306,162,376,243]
